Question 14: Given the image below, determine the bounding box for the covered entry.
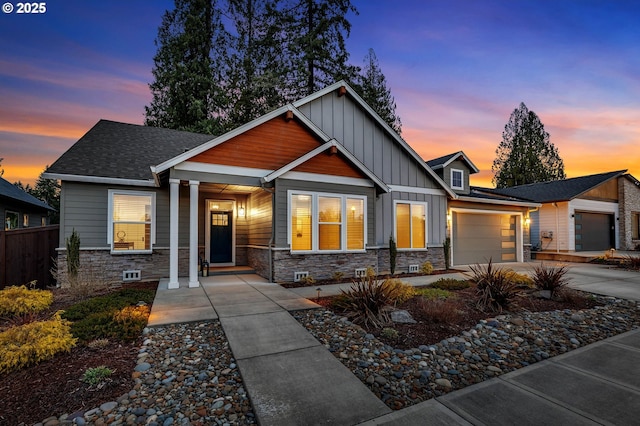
[574,211,615,251]
[452,211,519,265]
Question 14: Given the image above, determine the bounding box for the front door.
[210,211,233,263]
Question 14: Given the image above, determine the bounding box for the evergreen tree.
[492,102,565,188]
[145,0,229,134]
[356,48,402,135]
[280,0,358,100]
[31,169,60,224]
[226,0,286,127]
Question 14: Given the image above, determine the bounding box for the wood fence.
[0,225,59,289]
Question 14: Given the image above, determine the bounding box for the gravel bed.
[293,296,640,410]
[35,296,640,424]
[35,321,256,426]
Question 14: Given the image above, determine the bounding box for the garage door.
[452,213,517,265]
[574,211,614,251]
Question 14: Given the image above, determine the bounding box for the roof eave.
[42,172,158,187]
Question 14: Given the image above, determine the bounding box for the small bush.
[334,276,407,329]
[82,366,113,385]
[416,287,452,300]
[384,279,416,304]
[430,278,471,291]
[365,266,376,278]
[505,271,534,288]
[467,260,519,312]
[0,285,53,317]
[0,312,77,374]
[332,271,345,281]
[87,338,110,349]
[624,255,640,270]
[62,288,155,321]
[416,297,462,323]
[299,275,315,286]
[380,327,398,339]
[532,263,571,297]
[420,261,433,275]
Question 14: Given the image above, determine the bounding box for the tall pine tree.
[145,0,229,134]
[492,102,565,188]
[356,48,402,135]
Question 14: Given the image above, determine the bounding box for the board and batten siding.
[273,178,375,248]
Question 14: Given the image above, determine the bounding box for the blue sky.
[1,0,638,186]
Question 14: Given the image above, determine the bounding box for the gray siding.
[297,93,441,190]
[273,178,375,248]
[444,160,472,195]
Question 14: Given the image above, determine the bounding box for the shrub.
[0,285,53,317]
[82,366,113,386]
[467,259,519,312]
[0,312,77,374]
[380,327,398,339]
[505,271,534,288]
[332,271,345,281]
[299,275,315,286]
[420,261,434,275]
[384,278,416,304]
[416,297,462,323]
[532,263,571,297]
[365,266,376,278]
[52,260,112,299]
[430,278,471,291]
[443,237,451,270]
[389,235,397,274]
[62,288,155,321]
[416,287,452,300]
[87,338,110,349]
[334,276,408,329]
[66,229,80,279]
[624,255,640,270]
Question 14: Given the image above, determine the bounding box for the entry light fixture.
[238,203,246,218]
[524,217,531,226]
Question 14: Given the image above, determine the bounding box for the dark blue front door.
[210,211,232,263]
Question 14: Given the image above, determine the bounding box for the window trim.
[450,168,464,190]
[393,200,428,250]
[287,190,367,253]
[107,189,156,254]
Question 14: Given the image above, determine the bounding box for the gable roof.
[44,120,214,185]
[0,176,53,211]
[292,81,457,198]
[480,170,626,203]
[426,151,480,174]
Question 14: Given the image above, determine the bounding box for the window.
[451,169,464,190]
[289,191,366,252]
[395,202,427,249]
[23,214,29,227]
[633,213,640,240]
[108,190,155,253]
[5,211,18,230]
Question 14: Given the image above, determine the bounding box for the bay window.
[108,190,155,253]
[395,201,427,249]
[290,191,366,252]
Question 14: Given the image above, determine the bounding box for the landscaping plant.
[389,235,397,274]
[467,259,519,312]
[66,229,80,280]
[430,278,471,291]
[443,237,451,270]
[82,366,113,386]
[531,263,571,298]
[0,285,53,317]
[416,287,452,300]
[420,261,434,275]
[624,255,640,270]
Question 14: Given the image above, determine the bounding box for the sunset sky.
[1,0,638,187]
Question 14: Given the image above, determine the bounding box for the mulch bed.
[0,281,158,426]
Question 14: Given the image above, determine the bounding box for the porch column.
[188,180,200,287]
[168,179,180,289]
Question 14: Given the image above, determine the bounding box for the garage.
[574,211,615,251]
[452,212,518,265]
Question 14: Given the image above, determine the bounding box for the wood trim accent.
[190,118,323,170]
[285,110,294,121]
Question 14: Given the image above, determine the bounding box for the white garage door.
[452,212,517,265]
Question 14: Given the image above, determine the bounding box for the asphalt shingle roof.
[46,120,214,182]
[481,170,626,203]
[0,176,53,210]
[426,152,460,169]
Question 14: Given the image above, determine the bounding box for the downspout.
[553,202,559,253]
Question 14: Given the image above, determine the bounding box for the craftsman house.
[45,82,457,286]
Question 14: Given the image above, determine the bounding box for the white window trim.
[287,190,367,253]
[451,168,464,190]
[393,200,428,250]
[107,189,156,254]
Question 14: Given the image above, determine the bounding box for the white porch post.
[188,180,200,287]
[168,179,180,289]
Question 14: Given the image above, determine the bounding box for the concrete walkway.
[149,274,391,425]
[148,264,640,425]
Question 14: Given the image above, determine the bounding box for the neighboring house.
[427,152,540,266]
[479,170,640,252]
[0,176,53,230]
[44,81,457,286]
